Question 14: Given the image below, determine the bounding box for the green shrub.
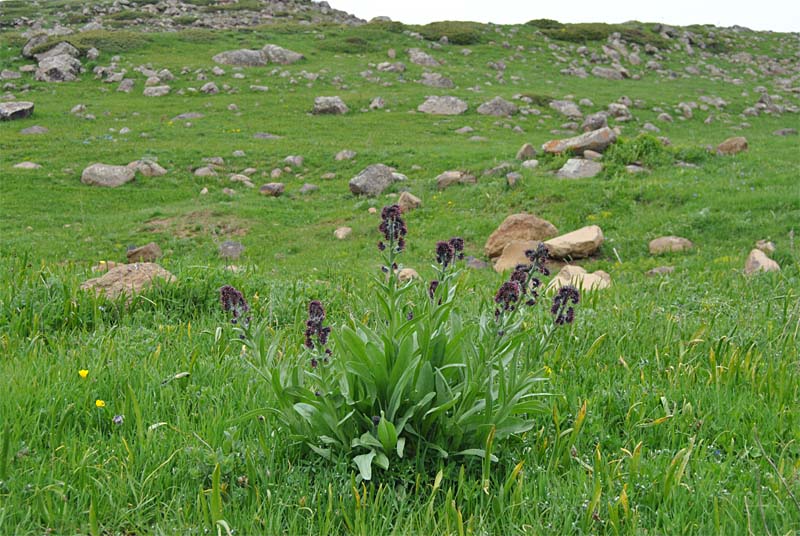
[417,21,486,45]
[525,18,564,30]
[317,34,381,54]
[66,13,93,24]
[29,30,150,55]
[204,0,261,12]
[518,93,556,107]
[603,134,675,174]
[542,23,667,48]
[175,29,218,43]
[364,20,406,33]
[240,207,576,480]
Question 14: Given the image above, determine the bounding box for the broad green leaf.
[353,451,376,481]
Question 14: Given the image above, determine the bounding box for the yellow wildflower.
[79,369,89,379]
[95,399,106,408]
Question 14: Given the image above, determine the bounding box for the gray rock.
[34,42,79,62]
[349,164,404,196]
[646,266,675,277]
[477,96,518,116]
[516,143,536,160]
[35,54,82,82]
[549,100,582,119]
[20,125,48,134]
[773,128,798,136]
[377,62,406,73]
[581,112,608,132]
[592,66,628,80]
[213,49,267,67]
[259,183,285,197]
[126,242,162,263]
[200,82,219,94]
[313,96,348,115]
[0,101,34,121]
[417,95,467,115]
[143,85,170,97]
[261,44,304,64]
[335,149,357,161]
[81,163,136,187]
[22,34,50,58]
[299,183,318,195]
[1,69,21,80]
[128,160,167,177]
[420,72,454,88]
[556,158,603,179]
[117,78,135,92]
[649,236,693,255]
[407,48,440,67]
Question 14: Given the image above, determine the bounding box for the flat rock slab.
[493,240,540,273]
[542,127,617,155]
[418,95,467,115]
[81,263,176,300]
[0,101,34,121]
[81,163,135,187]
[545,225,604,259]
[436,170,476,190]
[547,265,611,292]
[557,158,603,179]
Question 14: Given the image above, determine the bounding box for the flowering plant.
[237,206,578,480]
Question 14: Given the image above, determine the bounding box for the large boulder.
[0,101,34,121]
[81,163,135,187]
[212,49,267,66]
[649,236,694,255]
[261,44,304,64]
[484,214,559,258]
[545,225,604,259]
[744,249,780,275]
[542,127,617,155]
[33,42,79,62]
[477,96,518,116]
[22,34,50,58]
[349,164,405,196]
[313,96,348,115]
[417,95,468,115]
[35,54,82,82]
[436,170,476,190]
[81,263,176,300]
[556,158,603,179]
[127,160,167,177]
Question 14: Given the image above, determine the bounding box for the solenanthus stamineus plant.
[234,205,579,481]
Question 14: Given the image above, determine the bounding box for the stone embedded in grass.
[128,160,167,177]
[14,161,41,169]
[417,95,467,115]
[744,249,780,275]
[716,136,748,155]
[200,82,219,94]
[556,158,603,179]
[547,265,611,292]
[349,164,405,196]
[646,266,675,277]
[20,125,48,135]
[773,128,797,136]
[506,172,522,186]
[81,262,176,300]
[436,170,476,190]
[299,183,318,195]
[542,127,617,155]
[592,65,628,80]
[219,241,245,260]
[521,159,539,170]
[229,175,254,188]
[253,132,281,140]
[143,85,170,97]
[581,112,608,132]
[397,268,419,282]
[649,236,694,255]
[484,214,559,259]
[262,44,304,65]
[126,242,162,263]
[477,96,518,116]
[313,96,348,115]
[466,256,490,270]
[259,183,285,197]
[398,191,422,212]
[91,260,124,273]
[36,54,82,82]
[0,101,34,121]
[334,227,352,240]
[117,79,135,93]
[516,143,536,160]
[194,167,217,177]
[545,225,604,259]
[407,48,440,67]
[549,100,583,119]
[212,49,266,66]
[284,155,304,167]
[493,240,540,273]
[335,150,356,161]
[81,163,135,188]
[34,42,79,62]
[420,72,454,88]
[369,97,385,110]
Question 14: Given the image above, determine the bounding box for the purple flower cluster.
[494,280,521,318]
[435,237,465,269]
[551,285,580,325]
[378,204,407,254]
[219,285,250,326]
[304,300,332,365]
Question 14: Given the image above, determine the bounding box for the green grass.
[0,13,799,535]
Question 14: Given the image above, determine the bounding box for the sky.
[327,0,800,33]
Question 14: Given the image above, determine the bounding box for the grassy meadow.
[1,15,799,534]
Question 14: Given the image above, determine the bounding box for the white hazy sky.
[327,0,800,33]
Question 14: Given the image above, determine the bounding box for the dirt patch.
[141,211,249,239]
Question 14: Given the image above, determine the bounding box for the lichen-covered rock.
[81,263,176,300]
